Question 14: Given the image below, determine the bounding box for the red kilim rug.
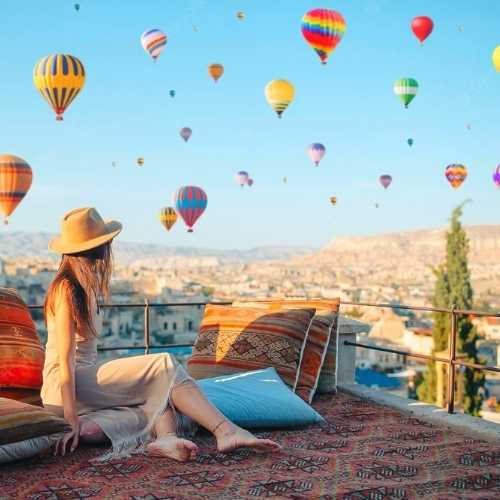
[1,391,499,499]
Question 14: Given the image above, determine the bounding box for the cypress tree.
[417,203,485,415]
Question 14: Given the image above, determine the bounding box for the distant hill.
[299,225,500,267]
[0,232,315,265]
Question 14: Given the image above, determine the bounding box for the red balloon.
[411,16,434,43]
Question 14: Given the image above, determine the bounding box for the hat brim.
[49,220,122,255]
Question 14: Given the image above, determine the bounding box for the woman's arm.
[54,283,80,454]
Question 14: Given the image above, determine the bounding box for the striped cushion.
[0,288,44,389]
[187,305,315,389]
[0,397,69,445]
[234,300,339,402]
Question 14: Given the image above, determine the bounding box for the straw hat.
[49,207,122,254]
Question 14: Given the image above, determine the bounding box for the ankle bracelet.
[211,418,227,434]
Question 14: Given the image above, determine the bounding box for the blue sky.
[1,0,499,249]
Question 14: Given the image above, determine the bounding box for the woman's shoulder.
[53,277,77,302]
[47,276,79,318]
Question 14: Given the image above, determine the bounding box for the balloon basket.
[3,218,8,225]
[187,229,193,233]
[56,115,63,121]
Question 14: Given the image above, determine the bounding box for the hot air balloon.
[283,176,288,184]
[137,157,144,167]
[265,80,294,118]
[193,25,199,32]
[330,196,337,205]
[445,164,467,188]
[301,9,346,65]
[375,203,380,209]
[235,171,249,187]
[493,165,500,188]
[180,127,192,142]
[379,175,392,189]
[466,123,471,131]
[411,16,434,44]
[394,78,418,108]
[308,143,326,166]
[112,161,117,168]
[0,154,32,224]
[74,3,80,11]
[141,29,167,61]
[492,46,500,72]
[458,25,464,32]
[407,138,414,147]
[173,186,207,232]
[159,207,178,231]
[169,89,176,98]
[208,63,224,83]
[247,178,254,187]
[236,11,245,21]
[33,54,85,121]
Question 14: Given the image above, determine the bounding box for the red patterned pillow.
[187,304,316,389]
[0,288,44,389]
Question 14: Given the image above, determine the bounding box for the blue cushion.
[198,367,324,429]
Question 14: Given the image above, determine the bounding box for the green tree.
[417,203,485,415]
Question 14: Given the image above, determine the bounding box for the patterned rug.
[1,391,499,499]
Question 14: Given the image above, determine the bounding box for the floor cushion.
[0,434,65,464]
[0,397,70,464]
[234,300,340,402]
[187,304,315,389]
[0,287,45,389]
[198,368,324,428]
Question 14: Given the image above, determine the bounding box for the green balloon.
[394,78,419,108]
[407,138,414,146]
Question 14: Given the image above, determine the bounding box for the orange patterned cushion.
[187,304,316,389]
[0,288,44,389]
[234,300,340,402]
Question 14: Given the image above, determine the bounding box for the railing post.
[447,305,457,414]
[144,298,150,355]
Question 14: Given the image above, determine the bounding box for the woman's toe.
[256,439,281,451]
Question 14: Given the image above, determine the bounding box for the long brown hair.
[44,242,113,337]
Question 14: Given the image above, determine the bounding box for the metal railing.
[340,301,500,414]
[29,299,500,415]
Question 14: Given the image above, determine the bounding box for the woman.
[41,207,280,461]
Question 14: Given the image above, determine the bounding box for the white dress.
[41,308,195,460]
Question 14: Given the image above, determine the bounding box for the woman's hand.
[54,418,81,456]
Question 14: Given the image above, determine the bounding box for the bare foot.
[147,435,198,462]
[215,422,281,454]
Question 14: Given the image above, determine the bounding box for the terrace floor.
[1,391,500,499]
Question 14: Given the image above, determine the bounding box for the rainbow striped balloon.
[445,164,468,189]
[173,186,207,232]
[301,9,346,65]
[141,29,167,60]
[0,154,33,224]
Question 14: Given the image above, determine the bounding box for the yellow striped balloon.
[33,54,85,120]
[159,207,178,231]
[265,80,294,118]
[0,154,33,224]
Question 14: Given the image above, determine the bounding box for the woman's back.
[41,305,102,406]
